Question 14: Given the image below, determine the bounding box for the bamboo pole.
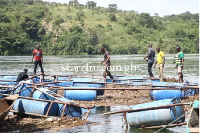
[45,101,53,116]
[104,103,191,115]
[61,104,67,117]
[140,122,187,129]
[84,109,91,121]
[123,112,128,129]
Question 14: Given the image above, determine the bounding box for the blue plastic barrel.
[0,82,16,85]
[58,82,73,87]
[0,78,16,81]
[32,77,40,84]
[72,78,100,82]
[127,98,185,127]
[57,98,82,117]
[32,88,55,100]
[73,83,104,88]
[150,90,184,100]
[44,83,58,93]
[73,83,104,96]
[64,87,97,101]
[2,75,17,79]
[0,90,10,99]
[57,76,70,81]
[12,83,32,97]
[13,98,59,116]
[106,79,112,83]
[152,82,183,87]
[31,88,82,117]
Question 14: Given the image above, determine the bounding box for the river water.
[0,54,198,133]
[0,54,199,83]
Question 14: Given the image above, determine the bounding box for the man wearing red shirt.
[32,45,44,75]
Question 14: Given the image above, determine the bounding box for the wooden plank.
[61,104,67,117]
[123,112,128,129]
[45,101,53,116]
[172,106,180,123]
[84,109,91,121]
[104,103,191,115]
[141,122,187,129]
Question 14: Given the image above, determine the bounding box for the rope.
[154,108,192,133]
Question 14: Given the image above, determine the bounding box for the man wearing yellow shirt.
[154,47,165,82]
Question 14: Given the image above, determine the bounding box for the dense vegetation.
[0,0,199,55]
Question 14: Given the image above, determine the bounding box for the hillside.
[0,0,199,55]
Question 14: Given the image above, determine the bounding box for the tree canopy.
[0,0,199,55]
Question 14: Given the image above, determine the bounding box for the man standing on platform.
[174,46,184,83]
[99,48,114,79]
[32,44,44,75]
[154,47,165,82]
[144,44,155,77]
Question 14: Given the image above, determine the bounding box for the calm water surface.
[0,54,198,83]
[0,54,198,133]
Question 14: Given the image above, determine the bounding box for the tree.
[68,0,79,8]
[108,4,117,13]
[137,13,156,29]
[20,16,41,39]
[86,1,96,9]
[109,13,117,21]
[76,11,85,22]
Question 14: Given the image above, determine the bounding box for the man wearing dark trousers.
[144,44,155,77]
[32,45,44,75]
[16,69,29,82]
[99,48,114,79]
